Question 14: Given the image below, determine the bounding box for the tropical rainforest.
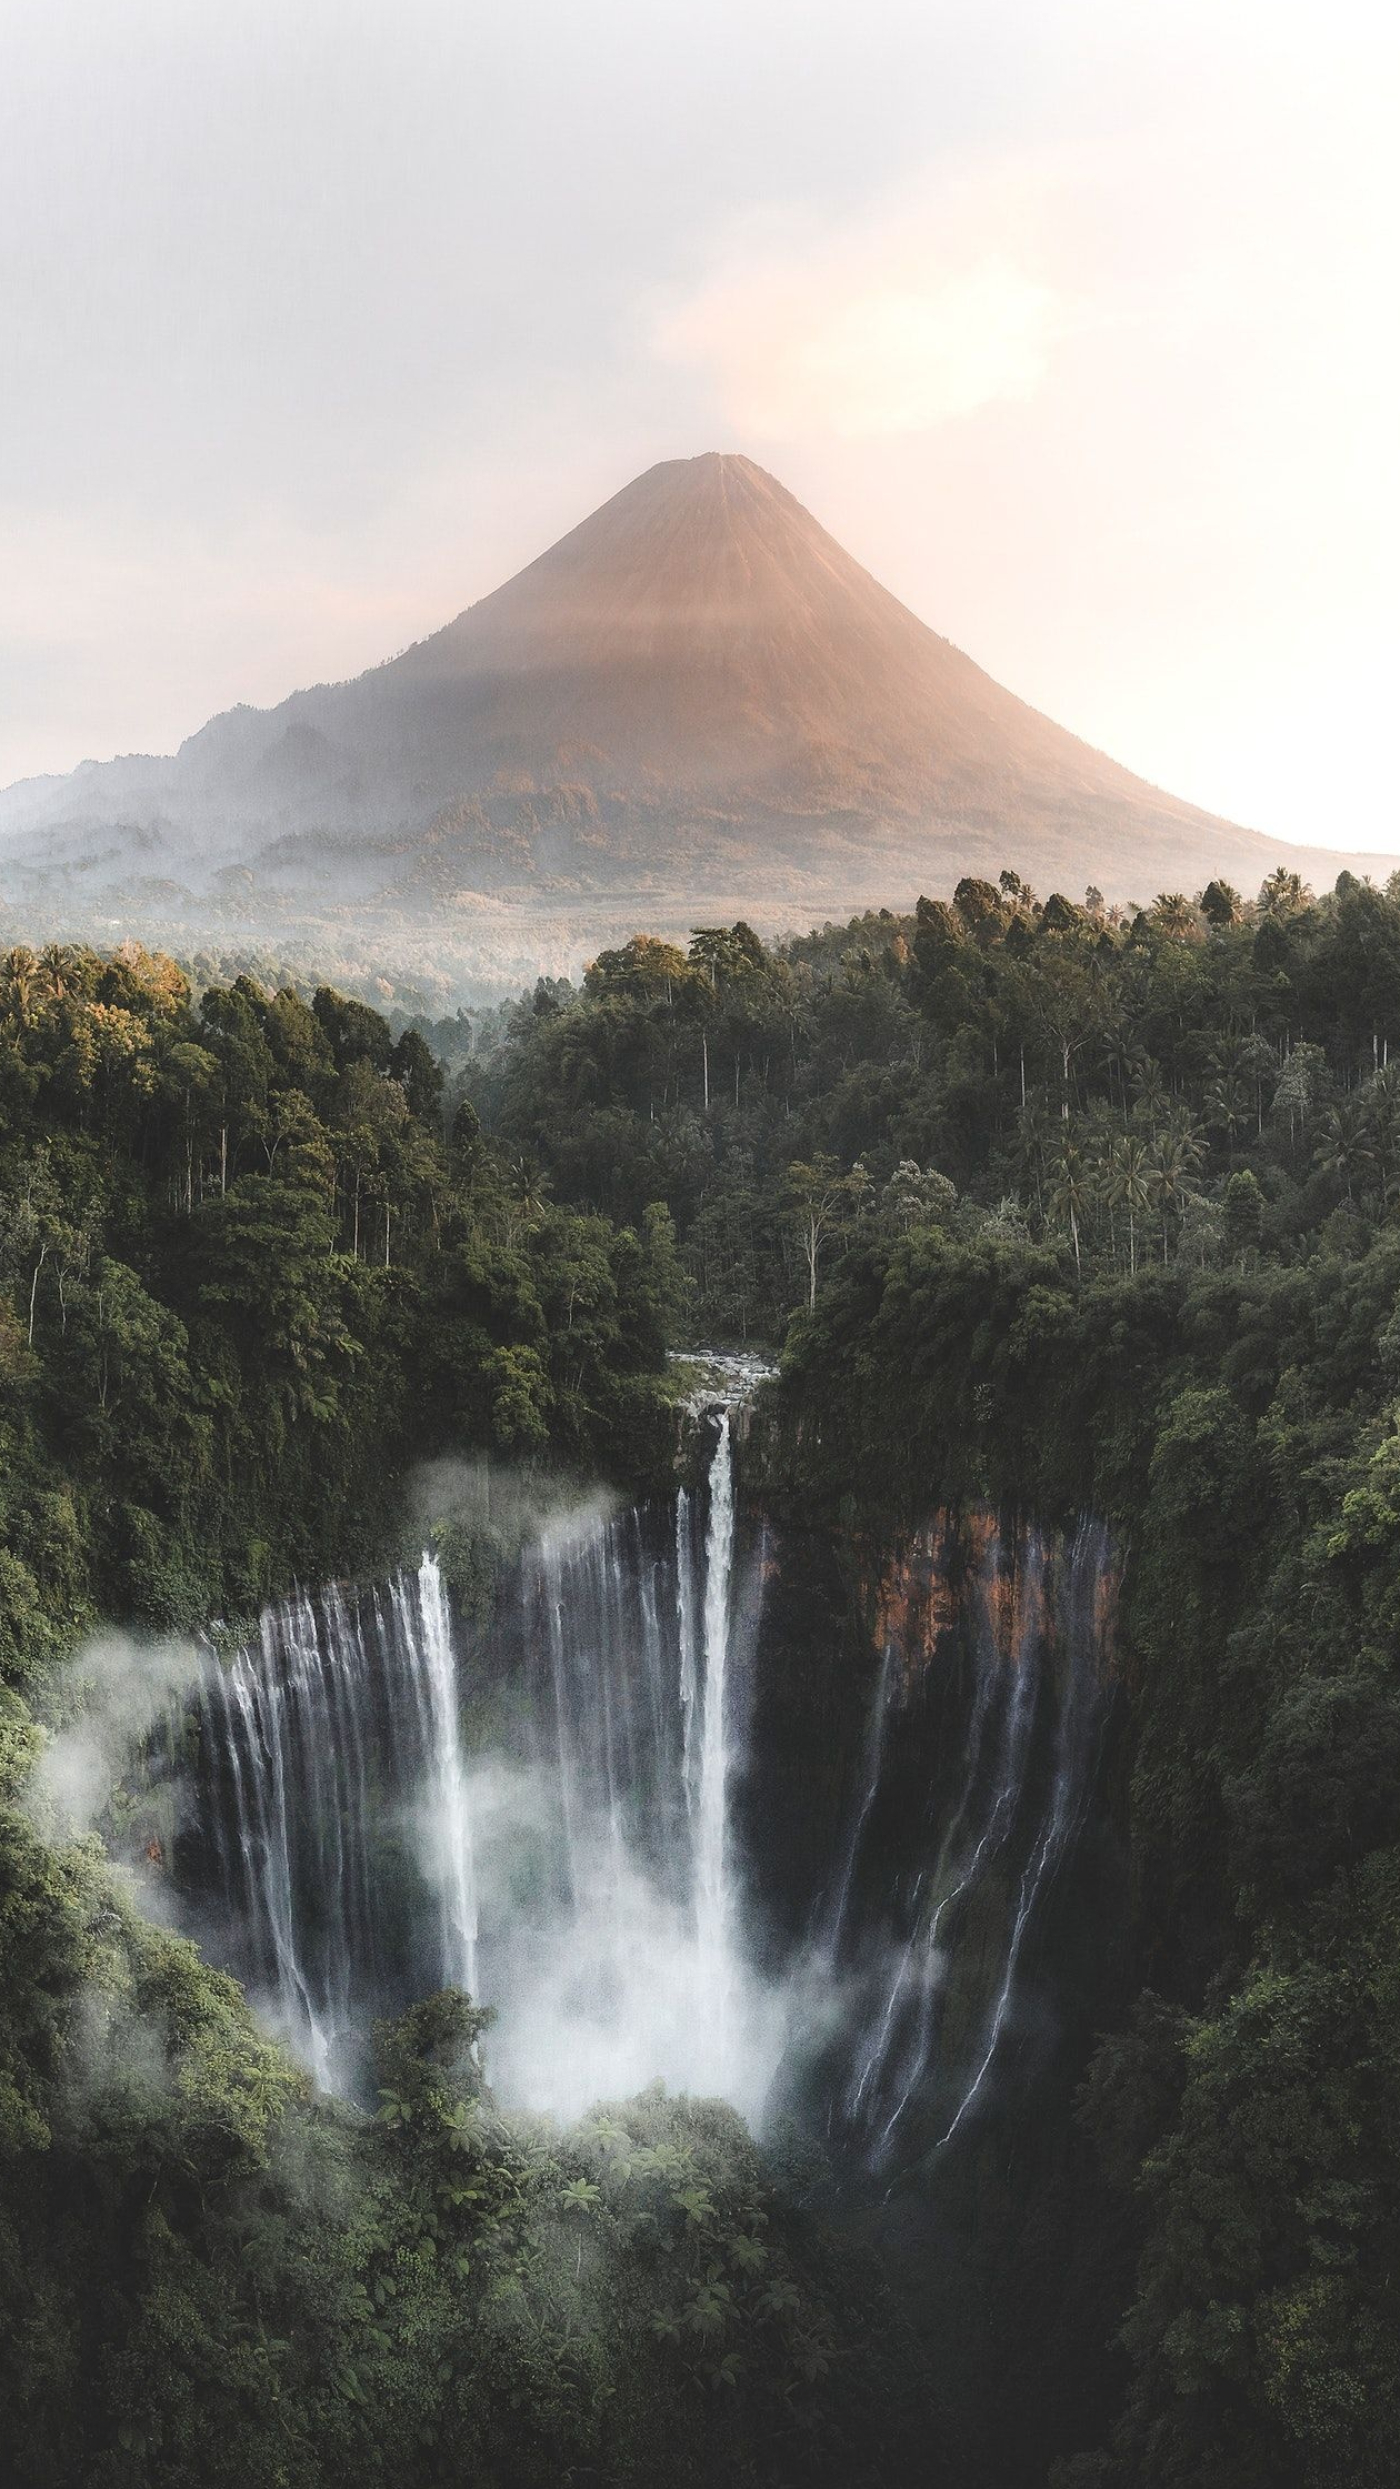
[5,862,1400,2486]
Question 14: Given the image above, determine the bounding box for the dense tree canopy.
[0,939,687,1677]
[470,870,1400,1336]
[7,864,1400,2487]
[464,869,1400,2486]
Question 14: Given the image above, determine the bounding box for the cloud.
[652,185,1070,438]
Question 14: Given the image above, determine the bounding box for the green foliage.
[0,1782,925,2488]
[0,939,686,1664]
[466,873,1400,1342]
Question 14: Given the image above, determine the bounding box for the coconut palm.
[1048,1137,1090,1278]
[1258,866,1312,918]
[1,946,41,1029]
[1145,1122,1204,1261]
[1314,1100,1377,1204]
[1204,1067,1252,1150]
[1107,1134,1153,1274]
[1152,892,1200,941]
[1358,1060,1400,1199]
[39,942,82,1004]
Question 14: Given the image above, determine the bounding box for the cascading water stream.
[929,1519,1109,2156]
[818,1521,1111,2175]
[396,1550,479,1999]
[819,1641,895,1962]
[676,1486,699,1807]
[694,1412,736,2068]
[867,1538,1044,2159]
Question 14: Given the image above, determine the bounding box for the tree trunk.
[28,1241,47,1346]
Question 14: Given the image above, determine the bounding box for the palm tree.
[1258,866,1312,919]
[1048,1138,1089,1278]
[1204,1067,1252,1151]
[1358,1060,1400,1198]
[1,946,41,1029]
[1010,1101,1053,1224]
[1314,1100,1377,1204]
[1108,1134,1153,1274]
[1131,1055,1169,1117]
[39,942,82,1004]
[501,1156,551,1249]
[1153,892,1200,942]
[1145,1124,1204,1261]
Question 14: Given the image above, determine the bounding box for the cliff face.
[736,1495,1127,2159]
[731,1487,1132,2477]
[866,1507,1123,1703]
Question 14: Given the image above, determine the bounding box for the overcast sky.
[2,0,1396,848]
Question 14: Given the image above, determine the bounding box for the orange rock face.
[867,1507,1120,1690]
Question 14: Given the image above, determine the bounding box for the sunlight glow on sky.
[1,0,1397,850]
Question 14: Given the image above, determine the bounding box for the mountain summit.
[1,453,1387,965]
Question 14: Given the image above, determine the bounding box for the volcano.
[0,452,1386,969]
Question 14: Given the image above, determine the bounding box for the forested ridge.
[5,861,1400,2484]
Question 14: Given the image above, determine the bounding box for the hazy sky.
[2,0,1396,847]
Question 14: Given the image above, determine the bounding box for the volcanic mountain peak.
[1,452,1392,969]
[393,448,920,694]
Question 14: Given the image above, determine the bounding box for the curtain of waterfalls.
[184,1415,760,2113]
[176,1467,1113,2160]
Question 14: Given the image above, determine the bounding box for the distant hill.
[1,452,1391,989]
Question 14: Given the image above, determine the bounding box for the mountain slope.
[1,452,1390,943]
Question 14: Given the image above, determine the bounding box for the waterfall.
[200,1588,379,2090]
[172,1455,1113,2160]
[822,1520,1112,2175]
[694,1412,736,2064]
[929,1520,1108,2156]
[494,1411,761,2114]
[394,1551,479,1998]
[676,1486,699,1807]
[181,1410,767,2120]
[820,1639,896,1961]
